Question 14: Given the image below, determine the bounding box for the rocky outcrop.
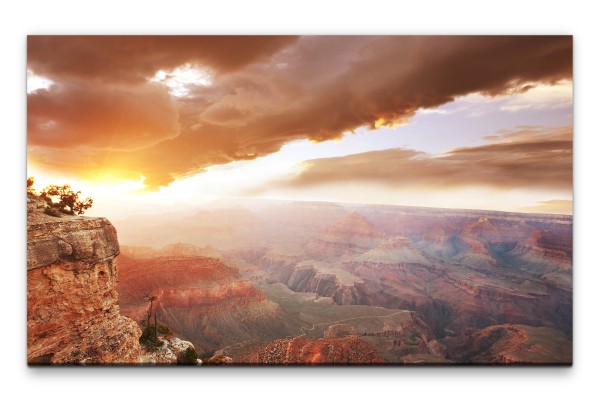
[355,236,431,265]
[305,238,363,259]
[231,336,385,365]
[206,354,233,365]
[305,212,386,259]
[351,310,450,363]
[27,193,142,365]
[445,324,572,364]
[27,218,119,272]
[508,230,572,267]
[272,264,361,305]
[326,212,386,239]
[140,335,202,365]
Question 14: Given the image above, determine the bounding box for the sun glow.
[373,116,409,129]
[28,165,147,201]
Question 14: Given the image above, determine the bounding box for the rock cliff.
[27,193,142,365]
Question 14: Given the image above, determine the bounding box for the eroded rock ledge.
[27,217,119,271]
[27,193,142,364]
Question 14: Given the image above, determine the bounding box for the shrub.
[139,325,163,351]
[179,346,199,365]
[27,177,35,194]
[44,206,63,217]
[156,323,172,336]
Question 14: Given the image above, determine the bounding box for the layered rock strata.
[27,194,142,365]
[117,251,284,353]
[445,324,572,364]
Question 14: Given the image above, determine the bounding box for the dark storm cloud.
[27,36,572,189]
[27,36,299,83]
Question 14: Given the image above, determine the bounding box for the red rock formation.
[537,228,572,258]
[269,264,361,305]
[305,238,363,259]
[121,243,221,259]
[116,250,284,352]
[27,194,142,365]
[347,257,572,337]
[206,354,233,365]
[326,211,386,239]
[226,202,572,347]
[117,254,266,315]
[305,212,386,259]
[355,236,431,265]
[139,335,201,365]
[445,324,572,364]
[510,230,571,266]
[231,336,385,365]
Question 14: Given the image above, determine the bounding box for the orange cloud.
[27,36,572,190]
[28,80,179,150]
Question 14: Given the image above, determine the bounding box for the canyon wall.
[27,194,142,365]
[111,199,572,364]
[116,251,288,353]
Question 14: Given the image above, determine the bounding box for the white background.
[3,1,598,400]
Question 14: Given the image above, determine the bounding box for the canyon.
[24,194,572,365]
[112,199,572,364]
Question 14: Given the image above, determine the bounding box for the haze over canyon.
[113,199,572,364]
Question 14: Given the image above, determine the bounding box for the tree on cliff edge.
[40,184,93,216]
[27,177,35,193]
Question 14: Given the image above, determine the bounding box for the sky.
[26,36,573,218]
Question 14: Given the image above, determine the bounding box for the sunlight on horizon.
[27,80,573,219]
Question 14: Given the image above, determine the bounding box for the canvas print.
[26,36,572,365]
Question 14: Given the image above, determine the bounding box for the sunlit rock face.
[27,193,142,365]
